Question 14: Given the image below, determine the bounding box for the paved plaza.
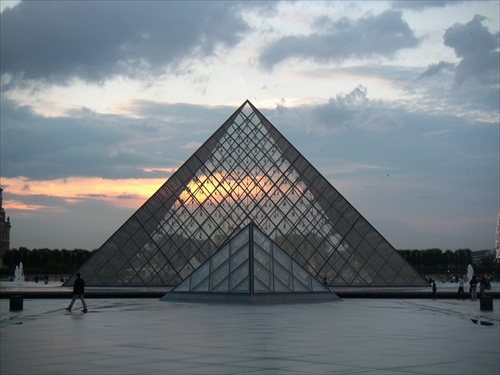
[1,292,499,375]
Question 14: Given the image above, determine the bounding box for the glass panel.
[174,279,190,292]
[339,264,356,284]
[231,276,249,292]
[230,262,249,292]
[292,262,311,291]
[254,277,272,293]
[231,229,249,255]
[254,229,272,253]
[212,278,229,292]
[179,262,195,279]
[273,261,293,290]
[273,275,292,292]
[273,244,292,272]
[192,277,209,292]
[210,261,229,290]
[230,245,249,271]
[254,262,273,293]
[211,245,230,270]
[190,262,210,291]
[254,245,272,270]
[293,278,309,292]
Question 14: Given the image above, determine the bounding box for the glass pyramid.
[162,223,339,303]
[66,100,428,288]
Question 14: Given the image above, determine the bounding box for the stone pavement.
[1,296,499,374]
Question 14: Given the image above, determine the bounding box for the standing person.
[479,277,486,297]
[469,275,478,301]
[65,273,87,313]
[457,277,464,299]
[432,280,437,299]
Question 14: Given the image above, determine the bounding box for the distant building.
[0,188,12,268]
[471,249,496,264]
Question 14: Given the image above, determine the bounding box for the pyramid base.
[161,291,341,304]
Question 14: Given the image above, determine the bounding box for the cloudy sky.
[1,1,498,252]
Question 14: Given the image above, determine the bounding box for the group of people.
[430,274,491,300]
[457,275,489,300]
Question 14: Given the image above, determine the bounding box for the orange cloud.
[3,199,51,212]
[2,176,165,210]
[2,171,302,214]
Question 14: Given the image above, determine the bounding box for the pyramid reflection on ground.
[66,100,428,288]
[162,223,341,303]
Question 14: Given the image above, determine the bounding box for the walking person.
[65,273,88,313]
[469,275,478,301]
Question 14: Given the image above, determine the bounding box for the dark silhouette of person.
[457,277,465,299]
[432,281,437,299]
[469,275,478,301]
[65,273,88,313]
[479,277,487,297]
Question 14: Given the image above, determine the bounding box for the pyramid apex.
[239,99,254,109]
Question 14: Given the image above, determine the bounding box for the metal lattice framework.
[66,100,428,287]
[172,222,331,294]
[163,222,339,303]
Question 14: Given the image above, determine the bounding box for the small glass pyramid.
[162,222,339,303]
[66,100,428,288]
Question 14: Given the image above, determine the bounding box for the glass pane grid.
[77,101,426,288]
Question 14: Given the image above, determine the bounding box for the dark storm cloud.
[269,86,402,135]
[265,92,498,196]
[411,15,499,115]
[417,61,455,80]
[0,1,251,87]
[0,100,233,181]
[443,15,500,86]
[258,10,420,70]
[391,1,465,11]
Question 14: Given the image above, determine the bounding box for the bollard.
[479,296,493,311]
[10,295,24,311]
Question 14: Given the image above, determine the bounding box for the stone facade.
[0,188,12,268]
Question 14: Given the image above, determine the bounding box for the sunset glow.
[2,177,165,211]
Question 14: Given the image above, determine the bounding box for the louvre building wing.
[66,100,428,288]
